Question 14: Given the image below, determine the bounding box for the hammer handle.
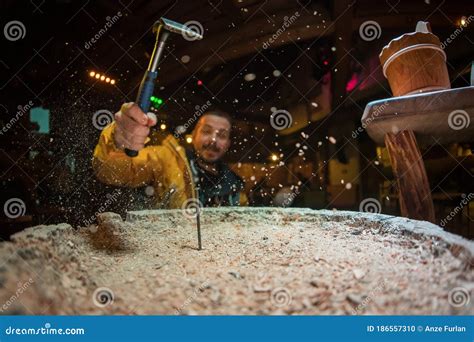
[124,70,158,157]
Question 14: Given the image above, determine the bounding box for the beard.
[202,142,220,154]
[195,143,222,166]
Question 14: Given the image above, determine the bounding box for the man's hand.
[113,103,157,151]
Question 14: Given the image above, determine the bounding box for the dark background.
[0,0,473,239]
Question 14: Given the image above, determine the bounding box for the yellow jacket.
[92,122,247,208]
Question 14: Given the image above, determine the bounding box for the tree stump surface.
[0,208,472,315]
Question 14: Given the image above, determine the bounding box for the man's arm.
[92,103,160,187]
[93,123,162,187]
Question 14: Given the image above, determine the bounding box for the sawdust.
[0,208,473,315]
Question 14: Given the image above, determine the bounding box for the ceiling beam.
[157,5,334,86]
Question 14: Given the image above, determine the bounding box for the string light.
[160,123,166,130]
[88,71,117,85]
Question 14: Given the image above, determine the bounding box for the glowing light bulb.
[110,79,116,85]
[105,77,110,83]
[95,74,100,79]
[89,71,95,77]
[186,137,192,143]
[160,123,166,130]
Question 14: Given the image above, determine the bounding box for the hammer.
[125,18,203,157]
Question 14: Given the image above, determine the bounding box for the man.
[93,103,247,209]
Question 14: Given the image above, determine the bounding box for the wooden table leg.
[384,130,435,223]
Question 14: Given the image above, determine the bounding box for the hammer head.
[154,17,203,41]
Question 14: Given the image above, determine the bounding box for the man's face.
[192,114,231,163]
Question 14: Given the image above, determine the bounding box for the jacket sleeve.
[92,122,163,188]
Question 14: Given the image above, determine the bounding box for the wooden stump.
[384,130,435,223]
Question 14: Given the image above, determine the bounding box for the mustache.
[202,143,220,152]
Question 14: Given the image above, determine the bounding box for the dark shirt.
[186,149,244,206]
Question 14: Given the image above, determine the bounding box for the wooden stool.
[362,86,474,223]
